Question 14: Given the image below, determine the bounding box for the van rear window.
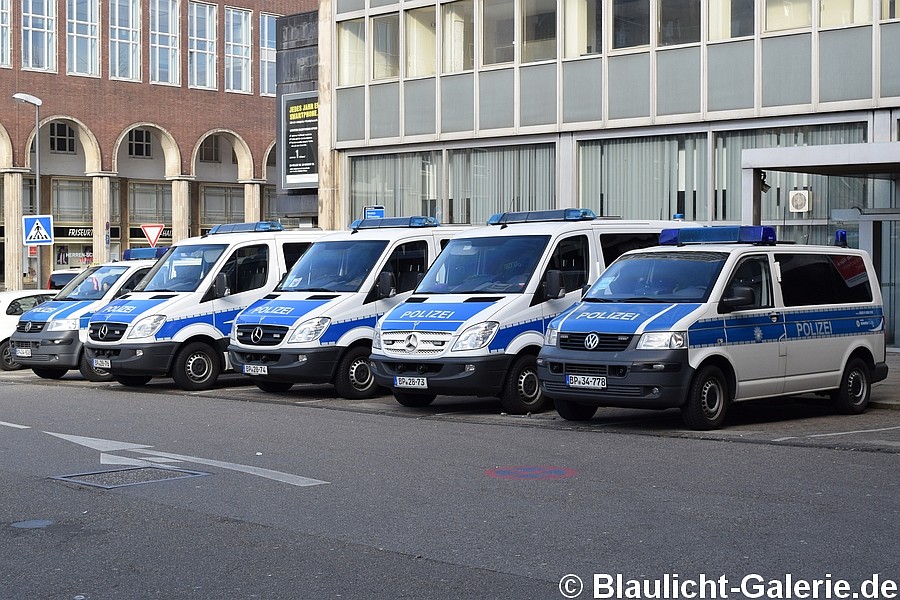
[776,253,872,306]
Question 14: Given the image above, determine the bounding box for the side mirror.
[545,270,566,300]
[213,272,230,299]
[377,271,396,299]
[719,285,755,313]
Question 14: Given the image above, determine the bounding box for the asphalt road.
[1,372,899,599]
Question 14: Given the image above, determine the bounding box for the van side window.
[725,256,773,309]
[221,244,270,294]
[546,235,589,293]
[598,232,660,267]
[776,253,872,306]
[384,241,428,293]
[118,268,151,296]
[283,242,313,272]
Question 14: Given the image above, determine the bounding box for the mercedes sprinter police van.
[11,248,166,382]
[369,209,696,414]
[228,216,470,398]
[84,222,324,390]
[537,225,888,430]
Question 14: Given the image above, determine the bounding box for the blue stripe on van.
[380,301,497,332]
[321,314,379,345]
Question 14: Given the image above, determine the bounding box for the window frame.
[49,122,77,154]
[260,12,278,96]
[22,0,58,71]
[109,0,141,80]
[188,0,217,89]
[225,6,252,93]
[150,0,180,85]
[67,0,100,76]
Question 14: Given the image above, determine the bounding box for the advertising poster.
[283,93,319,189]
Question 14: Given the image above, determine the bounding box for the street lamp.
[13,92,43,289]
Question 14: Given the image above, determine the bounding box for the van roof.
[451,218,698,240]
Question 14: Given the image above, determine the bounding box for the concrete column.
[2,171,25,291]
[91,175,112,264]
[741,167,762,225]
[170,178,191,243]
[318,0,340,229]
[242,181,262,222]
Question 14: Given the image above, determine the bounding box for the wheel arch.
[170,334,226,375]
[693,354,737,402]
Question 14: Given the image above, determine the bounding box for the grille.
[544,382,643,397]
[88,322,128,342]
[563,363,610,377]
[559,332,633,352]
[11,340,40,350]
[16,321,46,333]
[235,324,289,347]
[381,330,452,356]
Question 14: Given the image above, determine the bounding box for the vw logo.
[24,321,33,333]
[98,324,109,340]
[250,326,264,344]
[583,332,600,350]
[404,333,419,353]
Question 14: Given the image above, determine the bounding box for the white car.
[0,290,57,371]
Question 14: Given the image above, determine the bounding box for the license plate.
[395,376,427,389]
[93,358,111,369]
[566,375,607,389]
[15,348,32,358]
[243,364,268,375]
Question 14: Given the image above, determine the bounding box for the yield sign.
[141,223,165,248]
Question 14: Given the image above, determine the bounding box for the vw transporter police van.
[369,209,696,414]
[11,248,166,382]
[228,216,470,398]
[84,222,324,390]
[536,226,888,430]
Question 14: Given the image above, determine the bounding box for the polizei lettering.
[251,306,294,315]
[400,309,455,320]
[795,320,833,337]
[99,305,138,314]
[576,311,642,321]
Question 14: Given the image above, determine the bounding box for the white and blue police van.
[369,209,696,414]
[228,216,470,398]
[10,247,167,382]
[536,225,889,430]
[83,222,324,390]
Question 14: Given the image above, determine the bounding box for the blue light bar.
[208,221,285,234]
[349,216,440,229]
[487,208,597,225]
[659,226,777,246]
[123,246,169,260]
[834,229,848,247]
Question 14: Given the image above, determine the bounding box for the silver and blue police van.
[369,209,696,414]
[10,247,166,382]
[537,225,889,430]
[83,222,324,390]
[227,216,470,398]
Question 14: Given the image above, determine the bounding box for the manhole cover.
[53,467,209,489]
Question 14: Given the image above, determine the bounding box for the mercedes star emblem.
[404,333,419,353]
[98,324,109,340]
[250,326,264,344]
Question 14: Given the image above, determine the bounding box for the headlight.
[451,322,499,351]
[372,328,382,350]
[545,326,558,346]
[288,317,330,343]
[230,325,238,343]
[637,331,686,350]
[47,318,79,332]
[128,314,167,339]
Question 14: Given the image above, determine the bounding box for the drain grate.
[53,467,209,489]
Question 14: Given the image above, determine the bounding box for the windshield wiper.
[582,297,612,303]
[616,297,670,303]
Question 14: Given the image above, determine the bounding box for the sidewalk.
[871,350,900,410]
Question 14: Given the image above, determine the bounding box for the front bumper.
[228,345,341,384]
[10,330,81,369]
[85,341,179,376]
[370,353,514,397]
[537,346,694,409]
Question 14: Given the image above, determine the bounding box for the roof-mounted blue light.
[487,208,597,225]
[834,229,848,247]
[122,246,169,260]
[659,225,777,246]
[208,221,285,234]
[349,216,440,229]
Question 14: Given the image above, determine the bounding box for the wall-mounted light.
[760,170,771,194]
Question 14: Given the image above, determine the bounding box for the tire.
[254,380,294,393]
[499,354,547,414]
[830,357,871,415]
[78,352,114,382]
[32,367,67,380]
[554,398,598,421]
[333,346,379,399]
[393,390,436,407]
[172,342,221,391]
[114,375,152,386]
[681,364,729,430]
[0,340,23,371]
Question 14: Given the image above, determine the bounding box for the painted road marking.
[133,449,328,487]
[774,424,900,442]
[0,421,30,429]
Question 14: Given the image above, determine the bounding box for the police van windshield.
[416,235,549,294]
[57,265,131,301]
[136,244,226,292]
[588,251,728,303]
[278,240,388,293]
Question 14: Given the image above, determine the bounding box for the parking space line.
[803,425,900,439]
[0,420,30,429]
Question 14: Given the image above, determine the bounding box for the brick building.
[0,0,317,290]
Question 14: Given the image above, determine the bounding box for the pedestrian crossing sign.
[23,215,54,246]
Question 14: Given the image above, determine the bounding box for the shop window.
[199,135,220,163]
[708,0,754,40]
[337,18,365,86]
[128,129,152,158]
[612,0,649,49]
[406,7,436,78]
[372,13,399,80]
[50,122,76,154]
[201,185,244,226]
[563,0,601,58]
[658,0,700,46]
[442,0,474,73]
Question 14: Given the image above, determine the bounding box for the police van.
[10,248,166,382]
[536,225,888,430]
[83,222,324,390]
[228,216,470,398]
[369,209,696,414]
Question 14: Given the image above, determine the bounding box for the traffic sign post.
[140,223,165,248]
[23,215,54,290]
